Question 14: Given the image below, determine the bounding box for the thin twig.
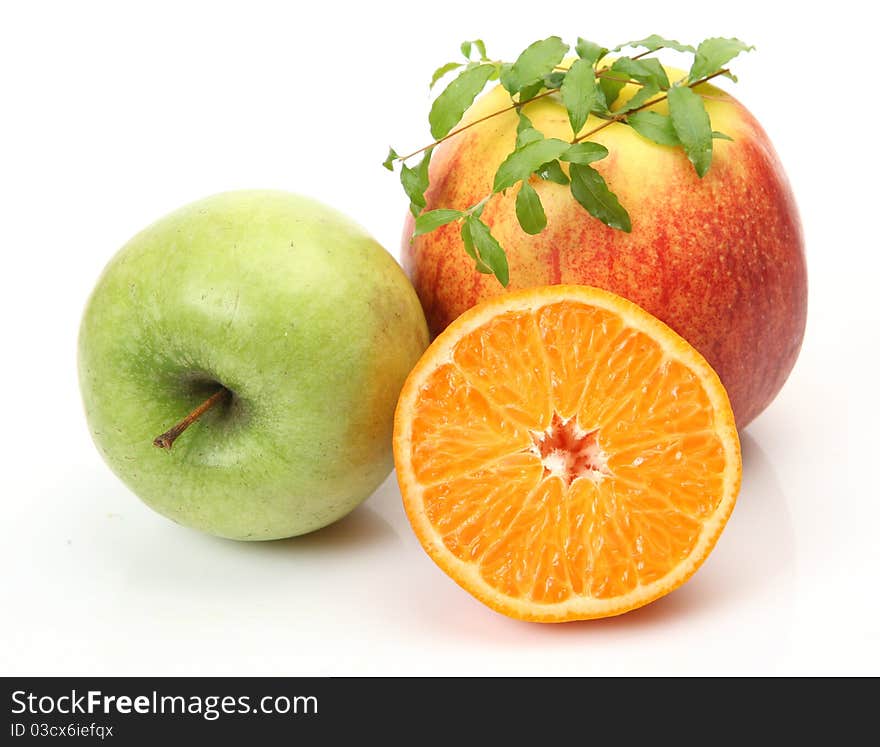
[572,68,730,143]
[457,68,732,219]
[396,49,658,163]
[396,89,557,162]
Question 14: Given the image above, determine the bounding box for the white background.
[1,0,877,676]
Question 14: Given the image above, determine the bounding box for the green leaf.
[516,127,544,148]
[416,149,432,184]
[460,220,492,273]
[430,62,463,89]
[518,81,543,102]
[591,86,611,115]
[569,163,631,232]
[626,111,680,146]
[400,166,423,215]
[515,181,547,235]
[598,74,626,110]
[469,198,488,219]
[611,57,670,90]
[517,111,534,133]
[575,38,608,65]
[383,147,399,171]
[500,36,569,95]
[560,58,597,135]
[515,111,544,147]
[543,71,566,90]
[465,217,510,286]
[689,37,754,82]
[561,142,609,165]
[712,130,734,141]
[614,35,695,53]
[537,160,569,185]
[400,148,433,216]
[414,209,463,236]
[616,83,660,113]
[429,64,495,139]
[493,137,571,192]
[460,39,488,61]
[668,85,713,177]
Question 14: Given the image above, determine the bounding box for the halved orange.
[393,285,741,622]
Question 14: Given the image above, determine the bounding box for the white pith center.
[529,413,611,486]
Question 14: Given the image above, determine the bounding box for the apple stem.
[153,387,231,450]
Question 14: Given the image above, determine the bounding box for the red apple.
[402,78,806,427]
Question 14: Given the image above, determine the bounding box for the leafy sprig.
[384,35,753,285]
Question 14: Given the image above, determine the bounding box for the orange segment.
[409,363,532,484]
[423,452,544,563]
[453,310,553,431]
[394,285,741,622]
[537,303,625,421]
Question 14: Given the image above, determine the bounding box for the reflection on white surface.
[0,384,874,675]
[394,433,798,670]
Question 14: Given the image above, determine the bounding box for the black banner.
[5,680,337,741]
[2,676,849,741]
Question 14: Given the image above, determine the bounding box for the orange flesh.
[408,301,730,606]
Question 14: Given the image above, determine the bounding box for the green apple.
[78,190,429,540]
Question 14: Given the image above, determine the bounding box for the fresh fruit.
[79,191,429,540]
[402,71,806,427]
[393,285,741,622]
